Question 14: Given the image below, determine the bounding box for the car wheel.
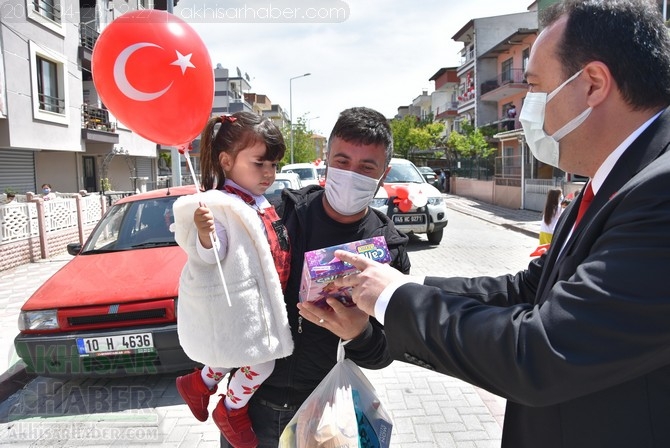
[427,228,443,245]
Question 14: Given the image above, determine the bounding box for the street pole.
[289,73,311,164]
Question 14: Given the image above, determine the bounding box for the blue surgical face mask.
[519,69,592,167]
[43,188,51,194]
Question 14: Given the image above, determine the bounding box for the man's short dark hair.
[541,0,670,110]
[328,107,394,166]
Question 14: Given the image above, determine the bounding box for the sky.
[173,0,534,137]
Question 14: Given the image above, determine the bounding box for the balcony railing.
[82,104,116,132]
[80,22,99,51]
[481,68,526,94]
[38,93,65,114]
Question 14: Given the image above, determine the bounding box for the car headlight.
[369,198,388,208]
[18,310,59,331]
[427,197,444,206]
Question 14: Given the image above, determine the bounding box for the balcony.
[78,22,99,72]
[81,104,119,144]
[435,101,459,120]
[480,68,527,103]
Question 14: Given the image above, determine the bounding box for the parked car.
[14,186,198,378]
[417,166,440,189]
[265,172,302,208]
[370,158,448,244]
[281,162,322,186]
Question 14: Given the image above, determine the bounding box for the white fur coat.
[173,189,293,367]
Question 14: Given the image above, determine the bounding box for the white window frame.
[26,0,65,36]
[29,41,69,125]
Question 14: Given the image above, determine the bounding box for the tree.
[446,121,496,179]
[280,115,317,167]
[390,115,446,159]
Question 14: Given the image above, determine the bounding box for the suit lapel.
[536,107,670,300]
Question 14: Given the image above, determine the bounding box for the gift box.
[299,236,391,308]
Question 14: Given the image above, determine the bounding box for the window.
[30,41,69,124]
[27,0,64,35]
[501,58,513,84]
[32,0,60,23]
[37,57,62,113]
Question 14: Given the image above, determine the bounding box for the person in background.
[538,188,563,244]
[41,184,56,201]
[506,104,517,130]
[220,106,411,447]
[322,1,670,446]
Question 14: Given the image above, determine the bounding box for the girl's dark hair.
[199,111,286,191]
[543,188,563,225]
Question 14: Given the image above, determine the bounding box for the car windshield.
[268,180,291,195]
[385,163,426,183]
[284,168,316,180]
[82,196,179,253]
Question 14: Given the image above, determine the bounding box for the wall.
[451,177,494,203]
[0,194,104,271]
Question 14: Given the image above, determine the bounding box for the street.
[0,208,537,448]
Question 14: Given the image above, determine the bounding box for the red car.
[14,186,198,378]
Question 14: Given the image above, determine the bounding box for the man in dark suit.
[298,1,670,447]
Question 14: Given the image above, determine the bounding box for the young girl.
[173,112,293,448]
[539,188,564,245]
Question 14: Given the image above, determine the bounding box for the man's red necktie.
[574,182,594,228]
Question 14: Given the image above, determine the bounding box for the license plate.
[76,333,155,357]
[393,214,426,224]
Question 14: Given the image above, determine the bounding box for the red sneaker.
[213,396,258,448]
[176,368,217,422]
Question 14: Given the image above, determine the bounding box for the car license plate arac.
[76,333,155,357]
[393,214,426,224]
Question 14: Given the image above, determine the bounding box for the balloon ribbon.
[179,144,232,307]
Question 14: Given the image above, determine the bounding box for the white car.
[266,172,302,207]
[371,158,448,244]
[280,163,323,186]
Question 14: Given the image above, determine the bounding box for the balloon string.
[181,146,232,307]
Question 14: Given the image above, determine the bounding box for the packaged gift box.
[299,236,391,308]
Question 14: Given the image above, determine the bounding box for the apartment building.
[429,67,459,135]
[451,10,538,132]
[0,0,174,196]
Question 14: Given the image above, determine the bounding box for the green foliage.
[280,115,317,167]
[101,178,112,192]
[447,121,496,160]
[4,187,16,195]
[390,115,446,159]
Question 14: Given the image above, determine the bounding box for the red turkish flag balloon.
[92,10,213,146]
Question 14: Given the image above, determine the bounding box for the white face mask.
[324,166,381,216]
[519,69,592,167]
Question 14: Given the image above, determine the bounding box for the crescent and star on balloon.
[113,42,196,101]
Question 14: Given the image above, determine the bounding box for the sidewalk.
[444,194,542,239]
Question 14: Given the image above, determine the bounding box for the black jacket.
[385,108,670,447]
[256,185,411,407]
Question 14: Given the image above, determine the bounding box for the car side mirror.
[67,243,82,256]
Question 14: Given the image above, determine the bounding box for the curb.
[0,361,35,403]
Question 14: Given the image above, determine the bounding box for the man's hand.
[297,298,369,340]
[333,250,406,316]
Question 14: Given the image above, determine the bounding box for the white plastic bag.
[279,340,393,448]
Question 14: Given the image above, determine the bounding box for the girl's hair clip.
[220,115,237,123]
